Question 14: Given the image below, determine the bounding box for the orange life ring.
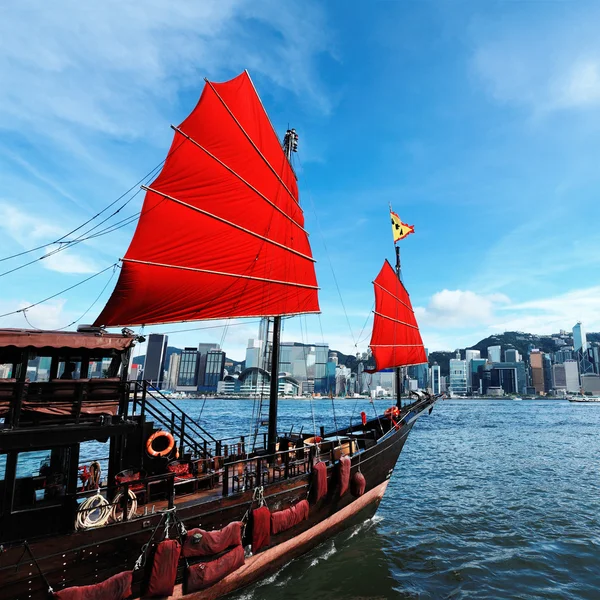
[146,431,175,457]
[384,406,400,420]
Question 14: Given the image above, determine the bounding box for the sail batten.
[171,125,307,233]
[94,71,319,328]
[368,260,427,371]
[141,186,315,262]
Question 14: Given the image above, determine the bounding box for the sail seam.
[373,311,420,329]
[373,281,413,312]
[141,185,316,263]
[171,126,307,235]
[122,258,319,289]
[370,344,424,347]
[205,78,298,203]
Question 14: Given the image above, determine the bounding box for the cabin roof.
[0,328,136,352]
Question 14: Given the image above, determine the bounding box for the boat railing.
[221,444,315,497]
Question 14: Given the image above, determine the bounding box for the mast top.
[283,128,298,161]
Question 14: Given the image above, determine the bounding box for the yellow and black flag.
[390,210,415,243]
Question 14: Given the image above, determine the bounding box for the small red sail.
[94,72,319,327]
[368,260,427,371]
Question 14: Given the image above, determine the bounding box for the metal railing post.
[222,463,229,497]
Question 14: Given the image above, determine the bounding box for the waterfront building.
[553,348,574,364]
[429,363,441,395]
[529,350,545,394]
[465,349,480,363]
[486,362,527,395]
[581,374,600,394]
[165,352,181,391]
[245,339,263,369]
[177,347,200,391]
[504,348,520,363]
[487,345,501,363]
[543,354,553,393]
[564,359,580,392]
[552,364,567,391]
[449,358,468,395]
[145,333,168,387]
[471,358,487,395]
[573,321,594,376]
[200,349,226,393]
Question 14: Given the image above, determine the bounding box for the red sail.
[368,260,427,371]
[94,72,319,327]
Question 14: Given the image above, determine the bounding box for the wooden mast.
[267,127,299,457]
[395,244,402,409]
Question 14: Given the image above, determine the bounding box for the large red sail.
[94,72,319,327]
[368,260,427,371]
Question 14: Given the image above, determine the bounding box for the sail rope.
[0,138,187,268]
[0,263,118,321]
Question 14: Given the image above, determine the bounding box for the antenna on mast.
[283,128,299,160]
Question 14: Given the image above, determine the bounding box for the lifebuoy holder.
[146,430,175,457]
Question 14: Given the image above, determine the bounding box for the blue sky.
[2,1,600,360]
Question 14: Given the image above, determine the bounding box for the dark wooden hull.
[1,418,418,600]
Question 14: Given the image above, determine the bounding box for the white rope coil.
[75,494,111,530]
[110,488,138,522]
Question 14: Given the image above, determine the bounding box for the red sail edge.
[94,72,319,327]
[367,260,427,372]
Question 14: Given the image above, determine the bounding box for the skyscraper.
[145,333,168,387]
[430,364,441,394]
[564,359,580,393]
[529,351,545,394]
[487,345,501,363]
[449,358,468,395]
[573,322,587,353]
[504,348,520,363]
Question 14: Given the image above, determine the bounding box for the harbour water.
[188,398,599,600]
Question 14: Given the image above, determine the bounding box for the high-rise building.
[552,364,567,391]
[471,358,487,395]
[429,363,441,394]
[166,352,181,391]
[487,345,501,363]
[564,359,580,392]
[529,350,545,394]
[573,322,587,353]
[201,349,226,392]
[504,348,520,363]
[464,349,480,393]
[177,347,200,391]
[449,359,468,395]
[465,349,481,363]
[542,354,553,393]
[145,334,168,387]
[245,339,263,369]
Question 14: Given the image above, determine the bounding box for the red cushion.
[338,456,351,497]
[54,571,132,600]
[312,462,328,502]
[271,499,309,535]
[252,506,271,552]
[146,539,181,597]
[185,545,244,593]
[183,522,242,558]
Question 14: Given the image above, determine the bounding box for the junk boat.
[0,71,439,599]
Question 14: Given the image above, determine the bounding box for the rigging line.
[355,302,375,347]
[0,263,118,320]
[297,157,357,347]
[20,265,119,332]
[205,78,298,205]
[0,147,174,264]
[0,188,144,279]
[171,126,307,234]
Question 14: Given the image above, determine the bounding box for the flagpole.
[395,242,402,409]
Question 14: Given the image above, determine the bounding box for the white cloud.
[0,0,333,147]
[0,299,69,330]
[415,289,510,328]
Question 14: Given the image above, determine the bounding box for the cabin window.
[13,448,71,510]
[57,361,82,380]
[0,363,13,379]
[88,357,114,379]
